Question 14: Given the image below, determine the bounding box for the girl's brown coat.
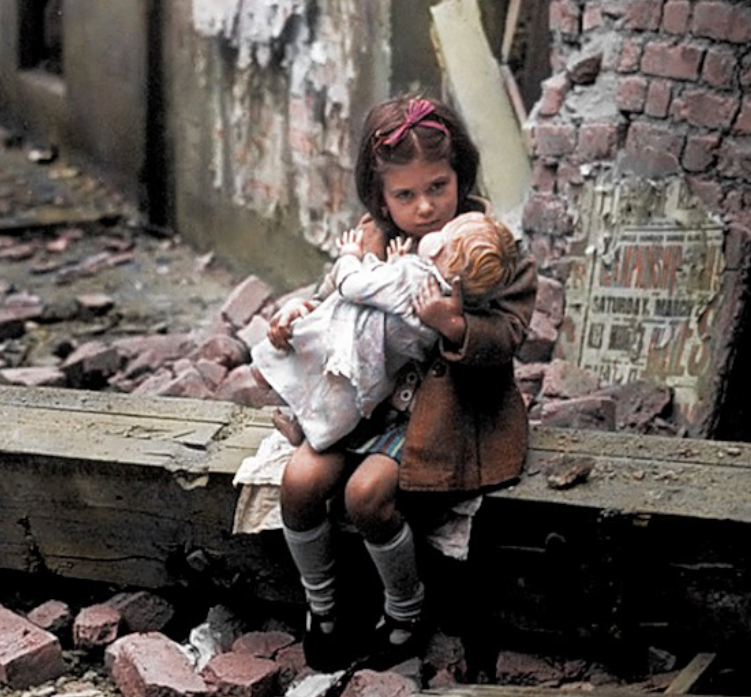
[357,201,538,493]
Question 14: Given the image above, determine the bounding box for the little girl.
[266,96,538,672]
[251,212,517,452]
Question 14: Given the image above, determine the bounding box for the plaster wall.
[162,0,391,291]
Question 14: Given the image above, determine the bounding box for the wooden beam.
[665,653,717,694]
[430,0,531,233]
[501,0,523,63]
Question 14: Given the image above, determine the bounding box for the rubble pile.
[0,229,681,437]
[0,581,688,697]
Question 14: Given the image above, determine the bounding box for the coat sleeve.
[440,250,538,366]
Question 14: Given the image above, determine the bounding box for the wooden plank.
[430,0,531,233]
[0,384,240,423]
[492,427,751,524]
[665,653,717,694]
[501,0,523,63]
[419,685,734,697]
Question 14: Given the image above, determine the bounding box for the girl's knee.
[344,461,398,528]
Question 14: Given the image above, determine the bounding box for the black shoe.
[365,613,425,670]
[302,610,352,673]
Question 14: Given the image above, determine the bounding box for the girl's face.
[380,158,458,240]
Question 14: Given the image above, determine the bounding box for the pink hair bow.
[379,99,450,147]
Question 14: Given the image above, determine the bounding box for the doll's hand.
[387,236,412,262]
[414,276,467,347]
[267,298,316,350]
[336,228,365,259]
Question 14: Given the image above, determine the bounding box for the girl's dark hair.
[355,95,480,231]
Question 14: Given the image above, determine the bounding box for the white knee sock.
[283,519,336,615]
[365,522,425,621]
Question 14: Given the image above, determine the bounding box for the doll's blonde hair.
[445,212,517,301]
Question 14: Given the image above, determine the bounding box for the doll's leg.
[272,408,305,446]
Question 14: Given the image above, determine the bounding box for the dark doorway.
[18,0,63,76]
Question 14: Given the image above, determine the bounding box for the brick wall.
[523,0,751,267]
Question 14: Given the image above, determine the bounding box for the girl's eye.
[429,180,447,194]
[395,191,413,202]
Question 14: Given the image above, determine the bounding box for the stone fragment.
[106,632,208,697]
[107,591,175,634]
[75,292,114,316]
[0,604,66,689]
[73,603,121,649]
[201,652,279,697]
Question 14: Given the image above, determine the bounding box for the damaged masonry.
[2,0,751,695]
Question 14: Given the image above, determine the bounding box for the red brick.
[220,275,274,330]
[671,89,740,129]
[531,160,558,193]
[542,359,601,400]
[624,122,684,178]
[623,0,664,31]
[532,123,578,157]
[549,0,581,35]
[702,46,738,89]
[538,74,569,117]
[735,99,751,134]
[616,76,648,113]
[582,4,603,31]
[686,177,724,212]
[577,121,623,161]
[0,605,66,689]
[202,652,279,697]
[617,38,644,73]
[74,603,121,649]
[692,1,751,43]
[522,194,574,237]
[107,592,175,634]
[662,0,691,34]
[641,40,703,81]
[717,137,751,182]
[645,79,673,118]
[682,134,722,172]
[26,600,72,635]
[106,632,208,697]
[190,333,250,368]
[62,340,123,387]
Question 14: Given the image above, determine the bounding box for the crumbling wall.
[162,0,391,290]
[522,0,751,435]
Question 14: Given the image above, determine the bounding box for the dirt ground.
[0,139,246,374]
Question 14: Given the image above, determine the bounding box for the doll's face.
[380,158,458,241]
[417,219,459,278]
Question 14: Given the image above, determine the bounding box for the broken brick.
[201,652,279,697]
[232,631,296,659]
[74,603,121,649]
[0,604,66,689]
[106,632,208,697]
[220,276,274,330]
[107,591,175,634]
[340,669,416,697]
[26,599,73,635]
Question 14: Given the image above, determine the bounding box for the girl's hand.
[267,298,316,350]
[414,276,467,347]
[336,228,365,259]
[387,236,412,262]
